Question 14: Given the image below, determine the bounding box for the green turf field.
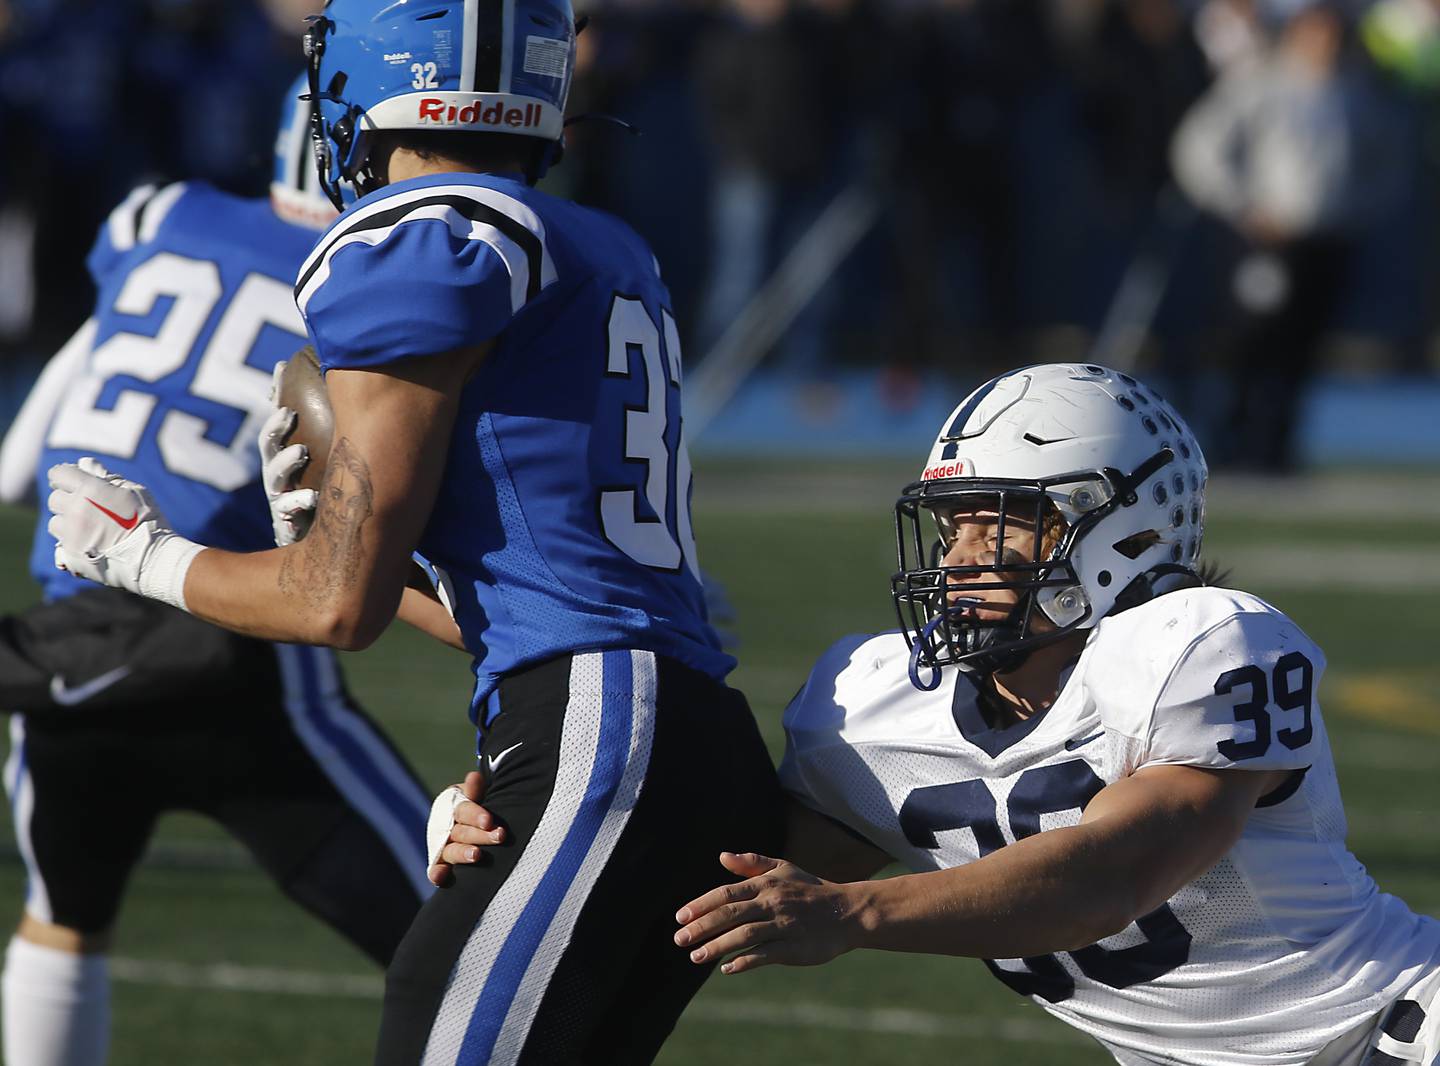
[0,462,1436,1065]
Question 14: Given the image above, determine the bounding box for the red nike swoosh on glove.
[85,497,139,530]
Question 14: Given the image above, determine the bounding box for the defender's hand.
[47,458,200,610]
[674,853,864,974]
[259,365,317,547]
[427,771,506,888]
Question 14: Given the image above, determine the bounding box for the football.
[275,345,333,494]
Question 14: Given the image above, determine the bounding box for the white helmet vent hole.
[1098,570,1112,587]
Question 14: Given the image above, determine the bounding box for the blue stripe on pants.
[291,646,429,851]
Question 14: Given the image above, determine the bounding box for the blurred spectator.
[561,2,719,327]
[694,0,852,375]
[1171,2,1403,471]
[0,0,1432,439]
[548,4,667,210]
[1362,0,1440,369]
[1194,0,1266,74]
[258,0,313,31]
[881,0,1048,390]
[1067,0,1209,215]
[0,0,139,358]
[128,1,298,186]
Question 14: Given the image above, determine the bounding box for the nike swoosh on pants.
[49,666,133,706]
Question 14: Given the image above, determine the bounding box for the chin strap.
[962,627,1034,678]
[564,112,642,136]
[1111,563,1202,615]
[907,598,1035,691]
[528,112,643,185]
[352,156,383,200]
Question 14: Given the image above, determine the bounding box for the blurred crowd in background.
[3,0,1440,470]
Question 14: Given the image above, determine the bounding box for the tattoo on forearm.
[278,437,375,609]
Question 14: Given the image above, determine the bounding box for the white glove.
[47,457,203,611]
[259,363,317,547]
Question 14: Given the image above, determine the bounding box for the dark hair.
[1195,558,1230,587]
[372,130,548,182]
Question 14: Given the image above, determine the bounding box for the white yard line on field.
[105,956,1084,1046]
[109,957,380,998]
[1207,473,1440,520]
[685,997,1087,1045]
[1220,545,1440,591]
[696,467,1440,521]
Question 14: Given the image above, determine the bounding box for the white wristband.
[427,785,467,868]
[137,534,205,613]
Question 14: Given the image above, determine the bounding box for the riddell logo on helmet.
[922,459,975,480]
[417,98,544,129]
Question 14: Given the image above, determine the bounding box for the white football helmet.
[893,363,1208,685]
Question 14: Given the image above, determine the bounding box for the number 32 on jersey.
[599,293,700,581]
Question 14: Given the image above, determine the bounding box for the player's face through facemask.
[932,495,1064,631]
[894,486,1084,689]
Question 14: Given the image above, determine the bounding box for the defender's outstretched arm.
[675,762,1290,974]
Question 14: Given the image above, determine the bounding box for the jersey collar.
[950,669,1050,758]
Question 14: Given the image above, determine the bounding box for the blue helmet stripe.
[474,0,505,93]
[945,374,1005,440]
[499,0,517,92]
[462,0,479,91]
[944,366,1038,440]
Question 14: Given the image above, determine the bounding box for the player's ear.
[367,133,398,186]
[529,139,563,186]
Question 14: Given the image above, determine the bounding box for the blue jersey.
[33,182,320,600]
[295,173,731,714]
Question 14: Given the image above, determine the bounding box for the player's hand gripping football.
[47,457,201,610]
[427,770,507,887]
[259,364,318,547]
[674,854,862,974]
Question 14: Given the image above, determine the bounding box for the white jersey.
[780,586,1440,1066]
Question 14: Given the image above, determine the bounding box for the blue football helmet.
[303,0,576,207]
[271,72,343,229]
